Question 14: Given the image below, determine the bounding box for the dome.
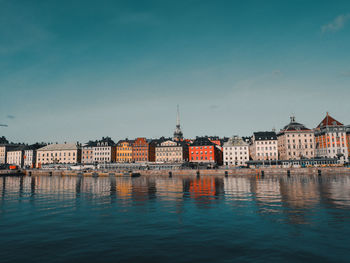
[282,116,310,131]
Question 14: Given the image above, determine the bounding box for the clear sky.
[1,0,350,143]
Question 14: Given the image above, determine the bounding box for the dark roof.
[190,137,215,146]
[317,113,343,128]
[279,117,310,133]
[253,131,277,141]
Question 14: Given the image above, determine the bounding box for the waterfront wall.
[1,167,350,177]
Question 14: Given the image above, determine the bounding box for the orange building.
[116,139,133,163]
[314,113,348,160]
[189,137,222,164]
[132,138,156,162]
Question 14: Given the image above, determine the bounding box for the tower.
[173,105,183,141]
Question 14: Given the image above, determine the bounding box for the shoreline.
[1,167,350,177]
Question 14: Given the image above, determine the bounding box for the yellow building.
[116,139,133,163]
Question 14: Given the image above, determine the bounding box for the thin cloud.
[340,71,350,77]
[272,70,282,76]
[6,115,15,119]
[321,14,350,34]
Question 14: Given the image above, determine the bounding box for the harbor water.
[1,174,350,262]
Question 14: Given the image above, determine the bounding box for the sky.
[0,0,350,144]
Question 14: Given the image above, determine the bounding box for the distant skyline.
[1,0,350,143]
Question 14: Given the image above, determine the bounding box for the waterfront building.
[0,144,21,165]
[277,116,315,160]
[93,137,116,163]
[116,139,134,163]
[6,146,26,167]
[314,113,348,160]
[155,139,188,163]
[223,136,249,166]
[132,138,156,162]
[81,141,96,164]
[249,131,278,161]
[173,105,183,141]
[189,137,222,164]
[36,143,81,168]
[346,125,350,160]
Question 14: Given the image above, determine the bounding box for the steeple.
[173,105,183,141]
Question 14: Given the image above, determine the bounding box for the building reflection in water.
[251,177,283,214]
[279,175,320,225]
[1,175,350,223]
[224,177,252,201]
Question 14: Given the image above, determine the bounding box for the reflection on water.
[2,175,350,220]
[1,174,350,263]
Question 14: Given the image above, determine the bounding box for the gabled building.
[116,139,134,163]
[315,113,348,160]
[189,137,222,164]
[223,136,249,166]
[132,138,157,163]
[277,116,315,160]
[249,131,278,161]
[155,139,188,163]
[93,137,116,163]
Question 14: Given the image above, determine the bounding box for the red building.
[189,137,223,165]
[132,138,156,162]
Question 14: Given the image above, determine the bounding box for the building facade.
[0,144,20,164]
[277,116,315,160]
[189,137,222,164]
[249,131,278,161]
[155,140,188,163]
[315,113,348,160]
[6,147,25,167]
[93,137,116,163]
[116,139,133,163]
[223,136,249,166]
[347,125,350,160]
[132,138,157,162]
[36,143,81,167]
[82,142,95,164]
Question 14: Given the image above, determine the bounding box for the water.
[1,174,350,263]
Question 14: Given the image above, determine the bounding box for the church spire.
[173,105,183,141]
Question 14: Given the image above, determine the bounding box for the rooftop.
[37,143,79,151]
[317,113,343,128]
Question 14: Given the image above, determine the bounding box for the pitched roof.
[190,137,215,146]
[253,131,277,141]
[317,113,343,128]
[37,143,79,151]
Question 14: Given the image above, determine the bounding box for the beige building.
[36,143,81,168]
[155,140,188,163]
[277,116,315,160]
[223,136,249,166]
[249,131,278,161]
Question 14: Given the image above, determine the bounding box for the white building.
[92,137,116,163]
[223,136,249,166]
[315,113,348,160]
[6,147,24,167]
[36,143,81,168]
[249,131,278,161]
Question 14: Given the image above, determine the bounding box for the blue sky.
[0,0,350,143]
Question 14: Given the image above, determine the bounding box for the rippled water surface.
[1,174,350,263]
